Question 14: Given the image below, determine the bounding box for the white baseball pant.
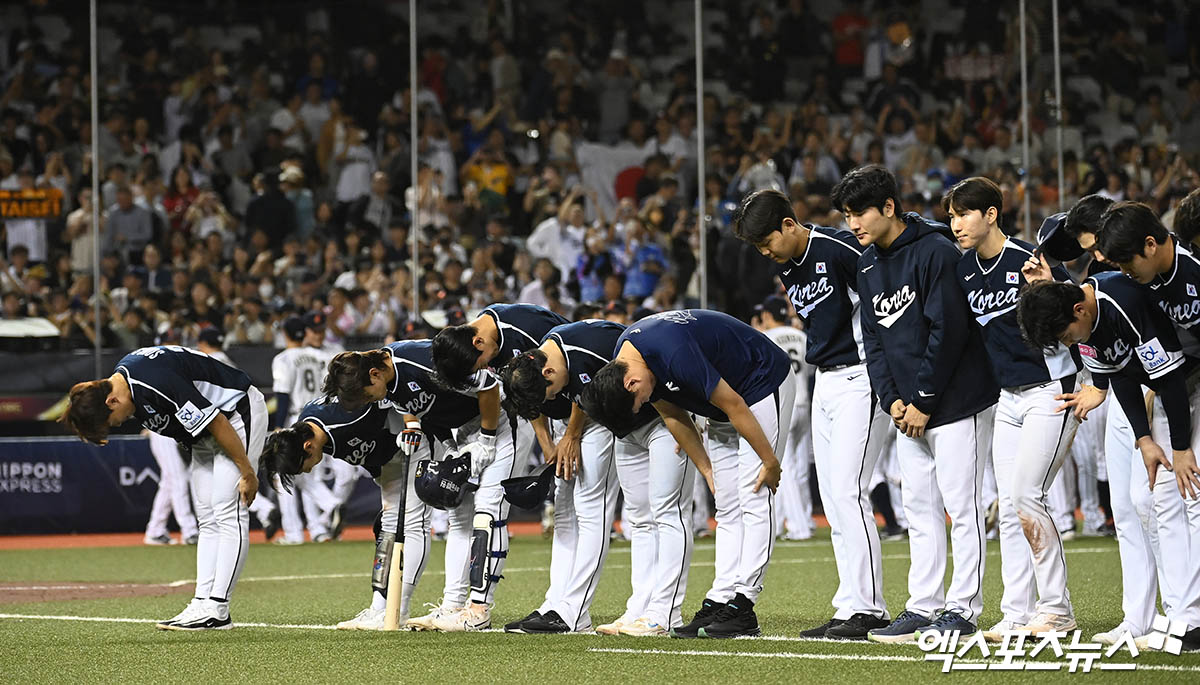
[145,431,198,540]
[189,387,267,603]
[1149,388,1200,629]
[1105,394,1166,635]
[277,464,336,542]
[613,418,697,627]
[812,365,891,619]
[775,397,814,540]
[537,420,619,631]
[706,371,796,604]
[991,380,1079,624]
[896,410,989,623]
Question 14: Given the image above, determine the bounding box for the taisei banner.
[0,188,63,220]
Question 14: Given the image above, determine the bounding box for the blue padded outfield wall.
[0,436,381,534]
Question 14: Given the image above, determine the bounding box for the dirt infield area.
[0,581,190,605]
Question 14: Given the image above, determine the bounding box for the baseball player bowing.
[583,309,796,639]
[324,339,532,632]
[835,165,1000,643]
[1089,202,1200,648]
[944,177,1082,638]
[261,393,431,629]
[61,345,267,630]
[733,189,892,639]
[501,319,711,636]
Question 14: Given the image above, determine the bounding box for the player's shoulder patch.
[175,401,206,433]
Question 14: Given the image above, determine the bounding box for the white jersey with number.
[272,345,337,424]
[764,325,811,414]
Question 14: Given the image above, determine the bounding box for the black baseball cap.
[303,310,326,330]
[1036,212,1084,263]
[282,315,306,342]
[198,326,224,347]
[755,295,790,322]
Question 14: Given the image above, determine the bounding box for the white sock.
[371,590,386,611]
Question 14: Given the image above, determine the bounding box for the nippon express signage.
[0,188,64,220]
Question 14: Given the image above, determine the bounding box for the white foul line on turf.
[0,612,337,630]
[586,648,1200,672]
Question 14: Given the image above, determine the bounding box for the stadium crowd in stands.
[2,0,1200,351]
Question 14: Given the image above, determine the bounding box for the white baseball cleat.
[982,618,1027,642]
[405,600,462,631]
[162,601,232,631]
[156,598,207,629]
[336,606,387,630]
[618,617,668,637]
[595,613,635,635]
[431,602,491,632]
[1093,621,1142,646]
[1017,613,1076,635]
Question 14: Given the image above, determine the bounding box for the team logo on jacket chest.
[401,390,436,415]
[1159,298,1200,325]
[786,277,835,318]
[872,285,916,328]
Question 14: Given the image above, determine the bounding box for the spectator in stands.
[107,185,155,265]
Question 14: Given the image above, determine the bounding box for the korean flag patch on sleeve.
[1006,272,1020,284]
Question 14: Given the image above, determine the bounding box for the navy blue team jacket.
[856,213,999,427]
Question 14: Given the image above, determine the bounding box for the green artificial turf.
[0,531,1193,683]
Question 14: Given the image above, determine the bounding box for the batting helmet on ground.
[414,454,478,510]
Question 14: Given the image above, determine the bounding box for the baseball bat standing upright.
[383,451,411,630]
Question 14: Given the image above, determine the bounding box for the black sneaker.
[826,612,890,640]
[799,618,844,638]
[1181,626,1200,652]
[881,524,908,541]
[670,598,724,639]
[503,610,543,633]
[264,508,282,541]
[697,593,760,638]
[518,610,571,634]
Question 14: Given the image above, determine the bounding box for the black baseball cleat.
[670,598,724,639]
[264,508,282,541]
[697,594,760,638]
[518,610,571,634]
[503,610,543,633]
[1181,627,1200,652]
[799,617,844,638]
[825,612,891,640]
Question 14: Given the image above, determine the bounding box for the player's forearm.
[655,401,713,479]
[478,386,500,431]
[207,413,254,476]
[725,402,779,467]
[531,414,555,456]
[562,403,589,442]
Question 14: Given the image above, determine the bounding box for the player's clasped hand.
[237,470,258,506]
[467,434,497,479]
[1055,384,1106,421]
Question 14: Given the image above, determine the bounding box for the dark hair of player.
[322,349,389,409]
[1016,280,1086,351]
[260,421,317,491]
[1096,201,1169,263]
[61,379,114,445]
[1063,194,1114,239]
[1174,187,1200,247]
[732,189,796,245]
[432,324,483,388]
[940,176,1003,222]
[579,361,636,434]
[499,351,550,420]
[830,164,903,216]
